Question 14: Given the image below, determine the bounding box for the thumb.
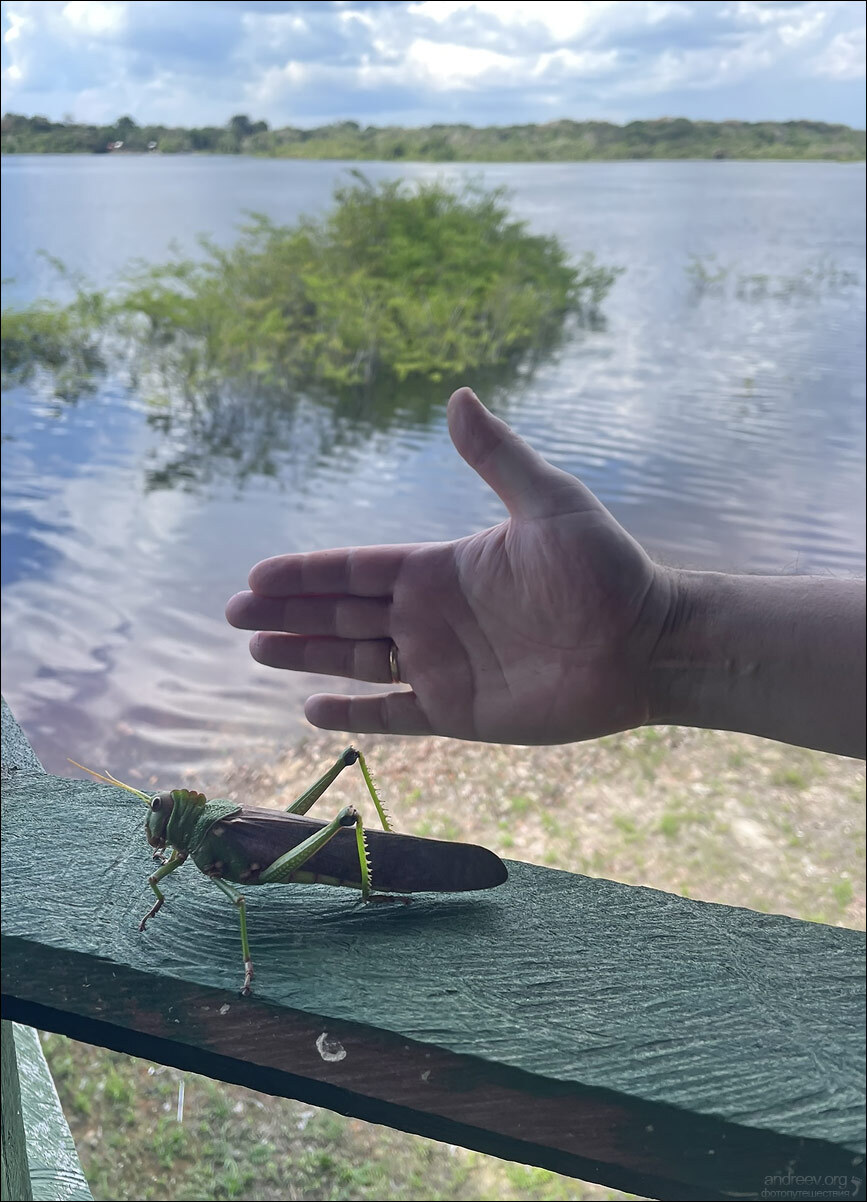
[447,387,595,520]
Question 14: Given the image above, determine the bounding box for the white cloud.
[813,26,866,80]
[778,8,827,47]
[62,0,126,36]
[728,1,808,26]
[408,1,613,43]
[404,38,525,89]
[337,7,375,30]
[3,5,23,41]
[457,1,606,42]
[1,0,864,127]
[251,59,311,106]
[533,47,620,80]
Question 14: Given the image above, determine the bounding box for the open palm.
[226,389,673,745]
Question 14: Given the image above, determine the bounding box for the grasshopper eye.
[151,797,162,811]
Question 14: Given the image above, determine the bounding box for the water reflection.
[131,324,572,493]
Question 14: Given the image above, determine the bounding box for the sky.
[1,0,865,129]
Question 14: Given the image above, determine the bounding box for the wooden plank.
[1,700,91,1201]
[12,1026,92,1202]
[1,699,41,1202]
[1,695,43,778]
[1,701,865,1201]
[2,1019,34,1202]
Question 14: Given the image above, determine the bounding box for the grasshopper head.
[145,791,175,849]
[68,762,204,854]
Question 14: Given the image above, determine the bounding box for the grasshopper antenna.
[68,759,152,806]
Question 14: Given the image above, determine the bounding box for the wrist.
[645,569,741,731]
[646,569,865,756]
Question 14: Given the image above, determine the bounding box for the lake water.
[1,156,865,780]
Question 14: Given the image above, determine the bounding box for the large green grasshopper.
[71,748,507,994]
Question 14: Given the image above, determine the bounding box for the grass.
[771,766,809,789]
[41,725,864,1201]
[832,878,855,908]
[656,811,683,838]
[40,1034,624,1201]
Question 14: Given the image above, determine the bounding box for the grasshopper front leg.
[140,851,187,930]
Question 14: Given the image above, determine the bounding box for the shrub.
[2,177,621,400]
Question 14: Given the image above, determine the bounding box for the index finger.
[248,544,422,598]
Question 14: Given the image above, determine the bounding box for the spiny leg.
[260,805,366,887]
[140,851,187,931]
[211,877,254,995]
[354,815,372,900]
[286,747,393,832]
[355,750,393,832]
[285,748,358,815]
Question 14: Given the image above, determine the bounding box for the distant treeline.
[2,112,864,161]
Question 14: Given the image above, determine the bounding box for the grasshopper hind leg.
[260,805,371,891]
[285,748,394,833]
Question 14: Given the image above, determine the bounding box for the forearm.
[648,571,866,758]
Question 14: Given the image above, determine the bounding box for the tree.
[227,114,254,139]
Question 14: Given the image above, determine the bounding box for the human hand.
[226,387,674,744]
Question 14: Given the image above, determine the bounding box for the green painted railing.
[1,696,864,1201]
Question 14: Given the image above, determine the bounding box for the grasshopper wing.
[211,809,508,893]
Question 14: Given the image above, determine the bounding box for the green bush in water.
[1,286,108,401]
[2,177,621,395]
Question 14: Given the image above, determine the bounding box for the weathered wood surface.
[2,1019,34,1202]
[2,694,44,778]
[2,699,865,1201]
[12,1025,92,1202]
[2,700,92,1202]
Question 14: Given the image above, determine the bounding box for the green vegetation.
[1,112,269,155]
[2,178,618,491]
[685,254,861,301]
[3,111,864,161]
[2,177,619,400]
[1,266,108,400]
